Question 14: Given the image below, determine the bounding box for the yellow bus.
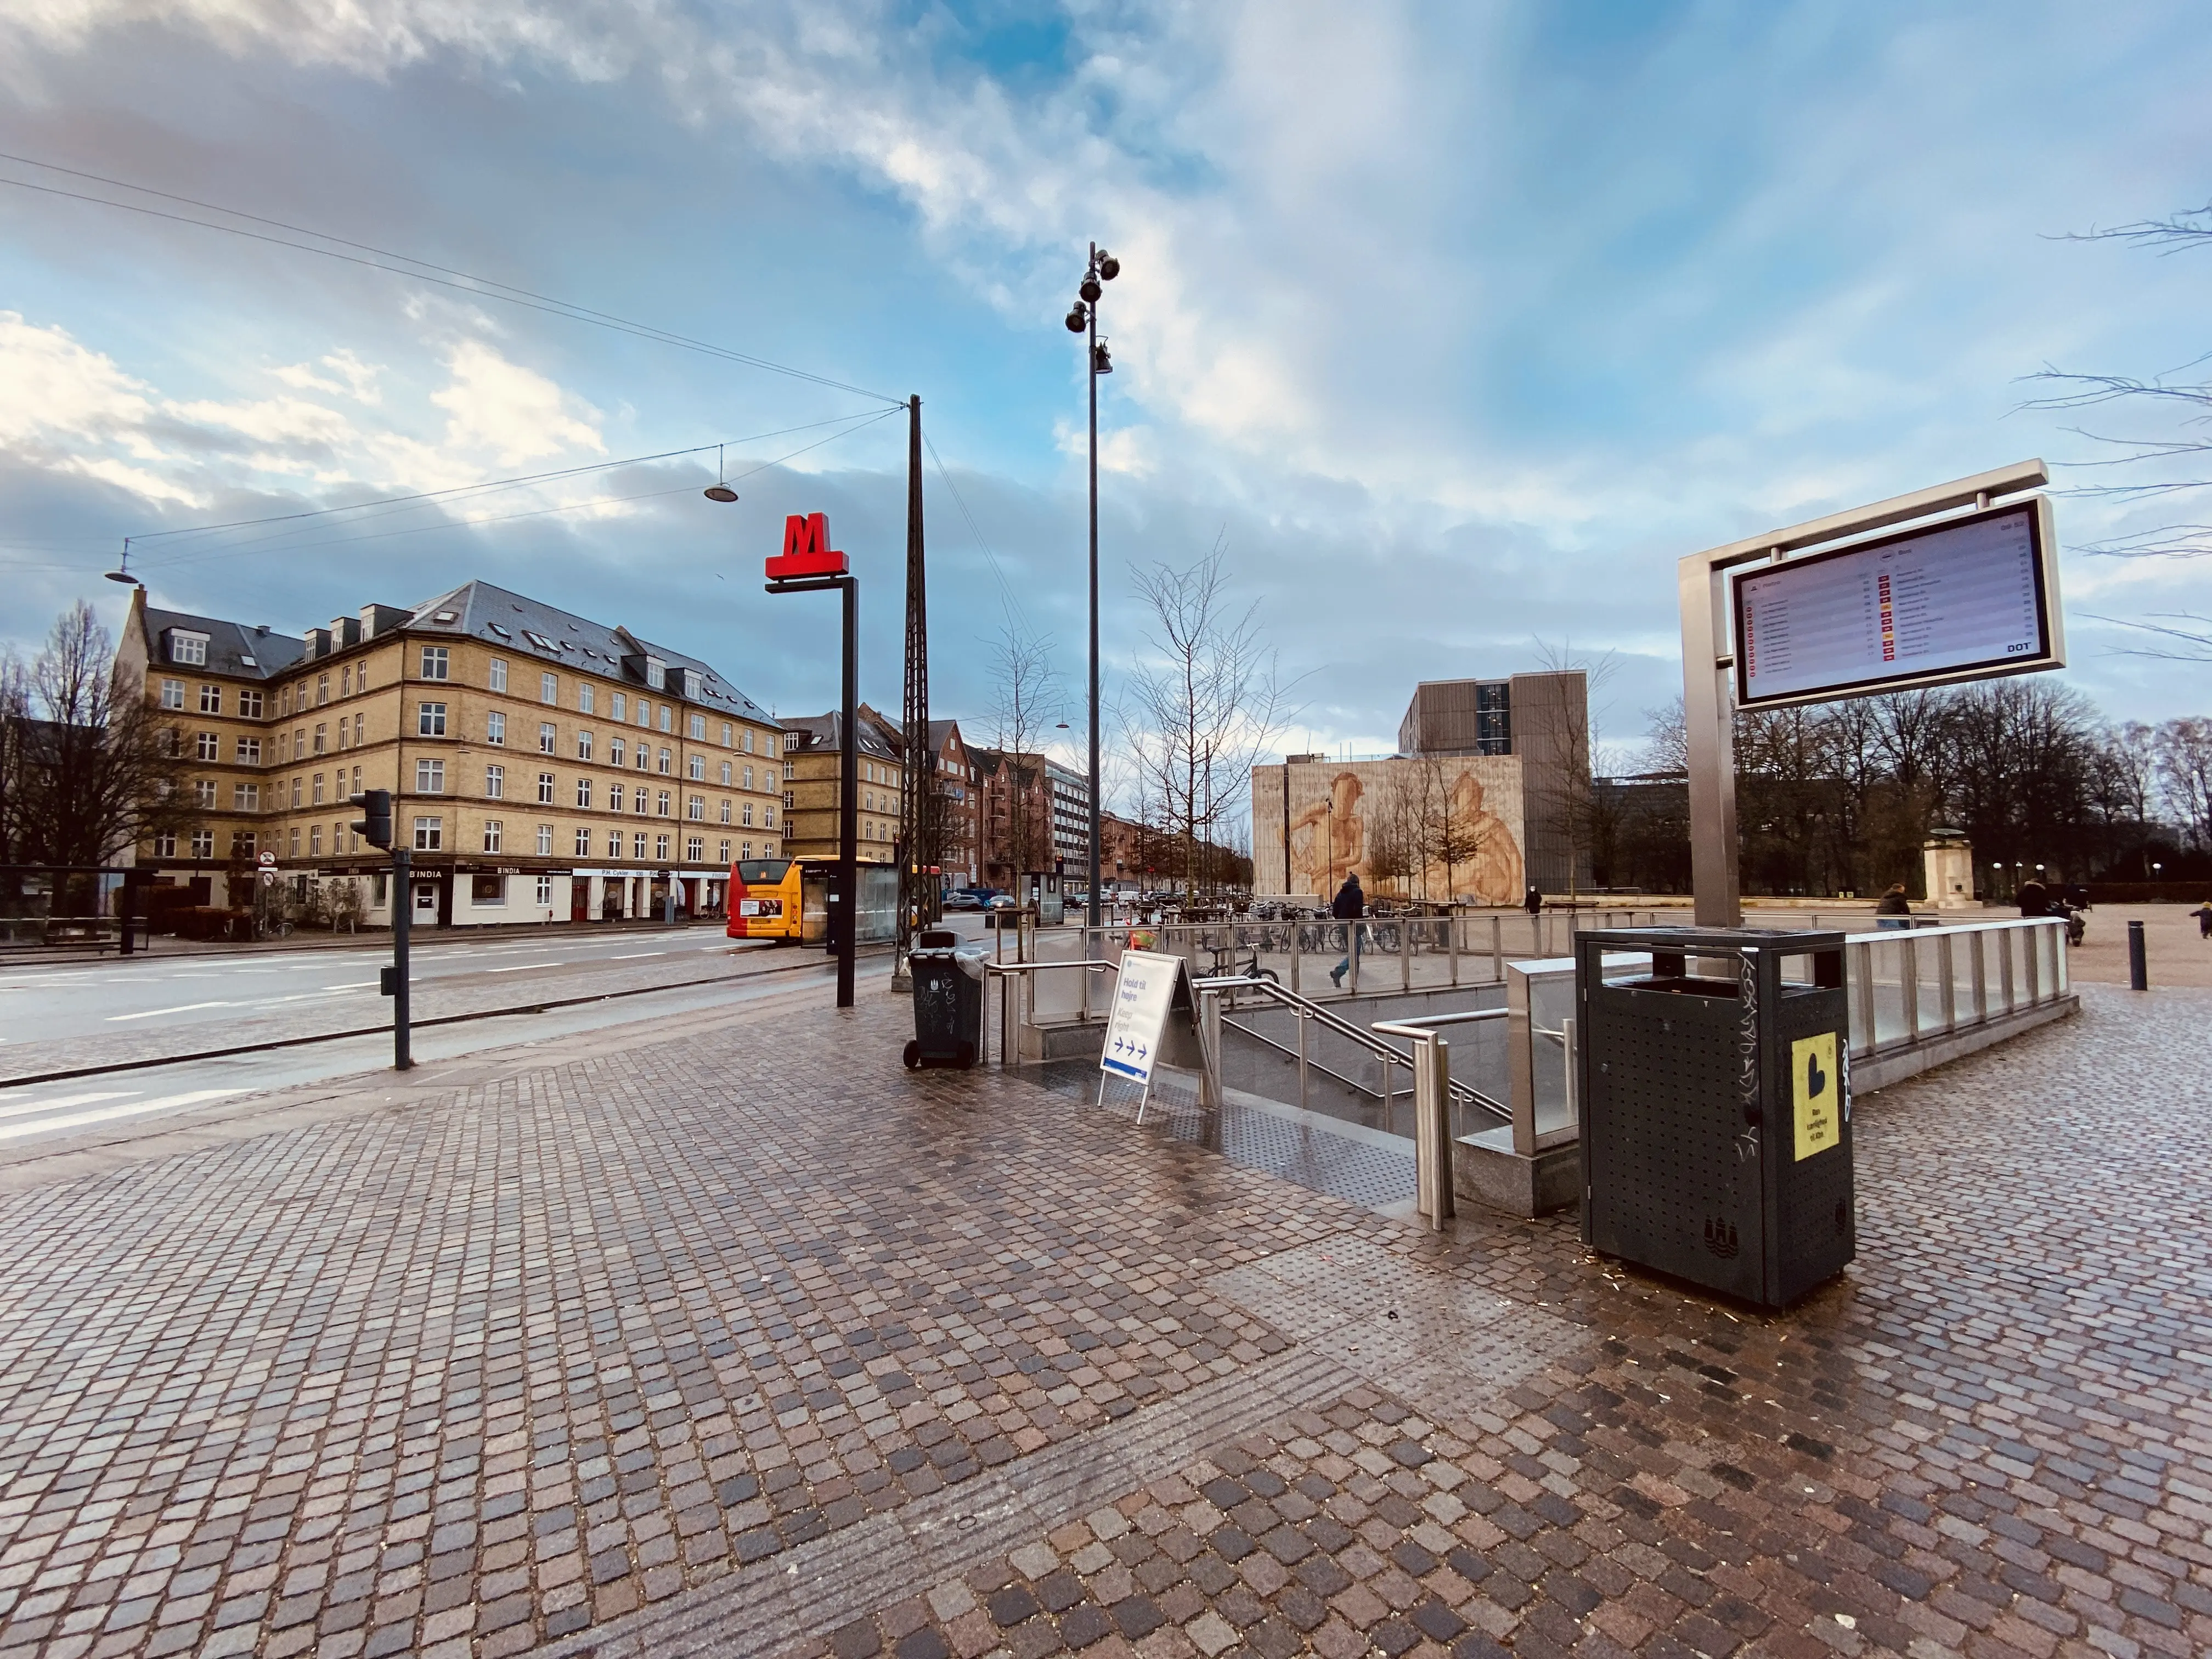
[725,857,901,945]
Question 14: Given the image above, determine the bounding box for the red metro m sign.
[766,513,850,581]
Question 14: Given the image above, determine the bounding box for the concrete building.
[971,748,1081,888]
[779,705,905,865]
[926,719,979,889]
[117,582,784,926]
[1253,670,1589,900]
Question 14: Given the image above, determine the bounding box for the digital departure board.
[1732,498,2063,709]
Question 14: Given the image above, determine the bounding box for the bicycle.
[1203,936,1279,984]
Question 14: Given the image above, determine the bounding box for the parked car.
[940,891,981,912]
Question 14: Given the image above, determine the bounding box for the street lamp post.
[1067,243,1121,930]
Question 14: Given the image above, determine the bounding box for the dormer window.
[431,610,459,623]
[166,630,210,667]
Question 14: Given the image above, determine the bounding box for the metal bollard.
[2129,919,2148,991]
[1412,1033,1454,1230]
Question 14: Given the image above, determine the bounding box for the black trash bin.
[1576,927,1853,1308]
[906,928,985,1069]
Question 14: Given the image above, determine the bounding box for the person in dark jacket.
[1523,885,1543,917]
[2191,901,2212,940]
[1875,883,1911,930]
[1329,873,1364,987]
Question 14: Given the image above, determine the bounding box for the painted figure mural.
[1269,758,1525,905]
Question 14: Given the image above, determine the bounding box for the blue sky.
[2,0,2208,792]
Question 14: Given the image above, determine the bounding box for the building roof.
[402,579,777,725]
[786,711,901,763]
[140,605,307,681]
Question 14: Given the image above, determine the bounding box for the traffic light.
[349,789,393,850]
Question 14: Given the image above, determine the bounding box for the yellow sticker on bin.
[1792,1030,1839,1160]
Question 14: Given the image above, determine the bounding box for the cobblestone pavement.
[0,983,2204,1659]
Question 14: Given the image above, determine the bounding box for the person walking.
[1523,884,1543,917]
[2191,900,2212,940]
[1875,883,1912,930]
[1329,872,1365,988]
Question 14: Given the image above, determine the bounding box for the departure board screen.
[1732,499,2061,708]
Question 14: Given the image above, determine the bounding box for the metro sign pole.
[767,514,860,1008]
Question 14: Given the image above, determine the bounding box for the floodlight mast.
[1677,458,2051,929]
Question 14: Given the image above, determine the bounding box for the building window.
[764,805,775,828]
[418,702,447,737]
[656,789,672,817]
[309,825,323,856]
[721,723,734,746]
[636,701,652,728]
[718,839,732,862]
[311,774,324,806]
[608,782,625,812]
[240,690,264,718]
[576,731,593,761]
[153,832,177,857]
[487,711,506,746]
[489,658,509,692]
[482,820,503,854]
[313,723,326,755]
[658,747,672,774]
[341,665,352,697]
[416,759,445,794]
[658,706,673,733]
[413,817,443,850]
[719,760,732,786]
[686,836,704,862]
[741,841,753,860]
[608,830,623,858]
[633,788,647,815]
[635,746,649,771]
[742,765,753,791]
[472,874,504,905]
[743,800,756,827]
[633,832,647,860]
[189,830,214,859]
[160,678,184,709]
[579,684,595,714]
[315,673,329,706]
[719,799,731,824]
[539,772,556,805]
[689,713,706,740]
[421,646,449,681]
[783,791,794,811]
[575,777,592,809]
[686,795,704,820]
[195,731,219,761]
[608,737,625,768]
[536,873,553,906]
[574,827,590,856]
[199,684,221,714]
[540,672,558,704]
[232,783,259,810]
[485,765,505,799]
[611,692,627,721]
[539,723,557,754]
[194,780,218,808]
[231,831,258,859]
[742,729,755,753]
[688,754,704,781]
[655,833,670,861]
[170,632,208,666]
[785,731,799,752]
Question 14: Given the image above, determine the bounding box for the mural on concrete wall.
[1252,757,1526,904]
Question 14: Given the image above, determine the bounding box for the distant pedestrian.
[1329,873,1365,988]
[2016,879,2050,919]
[1875,883,1912,931]
[1523,885,1542,917]
[2192,901,2212,941]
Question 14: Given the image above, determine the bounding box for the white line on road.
[0,1088,244,1141]
[324,981,379,990]
[486,962,562,972]
[0,1090,132,1122]
[105,1001,234,1022]
[607,952,664,960]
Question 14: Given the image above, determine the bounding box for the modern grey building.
[1396,671,1591,894]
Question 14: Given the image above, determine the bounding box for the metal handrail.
[982,957,1118,1067]
[1218,1015,1381,1100]
[1193,974,1508,1120]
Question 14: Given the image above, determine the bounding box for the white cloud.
[0,310,154,444]
[431,339,605,467]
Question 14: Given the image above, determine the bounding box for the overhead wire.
[0,155,906,407]
[137,406,904,567]
[923,432,1031,635]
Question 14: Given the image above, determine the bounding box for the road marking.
[0,1088,245,1142]
[608,952,664,960]
[105,1001,234,1022]
[324,981,379,990]
[0,1090,133,1122]
[487,962,562,972]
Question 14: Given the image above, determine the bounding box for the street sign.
[766,512,850,580]
[1731,497,2063,709]
[258,851,277,867]
[1102,950,1184,1085]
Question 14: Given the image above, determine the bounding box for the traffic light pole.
[391,845,413,1070]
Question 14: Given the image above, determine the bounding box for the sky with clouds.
[2,0,2209,802]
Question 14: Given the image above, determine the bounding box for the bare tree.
[1122,541,1287,901]
[2155,717,2212,851]
[5,603,188,867]
[985,625,1064,880]
[1363,770,1421,899]
[1525,640,1615,896]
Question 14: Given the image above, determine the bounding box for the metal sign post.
[1678,460,2057,926]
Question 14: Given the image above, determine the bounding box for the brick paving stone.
[0,981,2206,1659]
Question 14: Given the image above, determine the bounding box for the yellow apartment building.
[778,706,905,864]
[116,581,786,927]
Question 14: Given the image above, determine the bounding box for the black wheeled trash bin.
[906,928,985,1069]
[1576,927,1853,1308]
